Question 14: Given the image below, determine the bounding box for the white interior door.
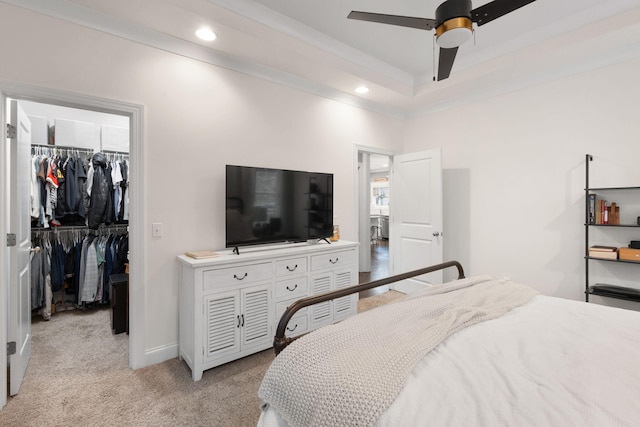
[8,100,32,395]
[390,149,443,293]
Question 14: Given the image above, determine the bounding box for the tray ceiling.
[8,0,640,116]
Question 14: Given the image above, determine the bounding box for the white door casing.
[354,146,396,275]
[390,149,443,293]
[8,100,33,396]
[358,152,371,272]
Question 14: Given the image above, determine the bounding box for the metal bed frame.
[273,260,466,355]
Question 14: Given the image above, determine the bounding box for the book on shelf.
[589,245,618,251]
[589,245,618,259]
[185,250,220,259]
[588,194,596,224]
[610,202,620,225]
[595,199,603,224]
[591,197,621,225]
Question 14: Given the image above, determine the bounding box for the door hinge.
[6,124,16,139]
[7,341,16,356]
[7,233,17,247]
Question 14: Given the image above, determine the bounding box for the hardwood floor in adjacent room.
[359,239,389,298]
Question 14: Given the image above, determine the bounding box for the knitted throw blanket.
[258,275,537,427]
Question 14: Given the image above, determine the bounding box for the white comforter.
[259,288,640,426]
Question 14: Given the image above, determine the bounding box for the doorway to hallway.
[358,239,389,298]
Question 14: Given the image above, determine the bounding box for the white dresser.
[177,240,358,380]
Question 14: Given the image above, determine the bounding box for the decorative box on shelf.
[619,247,640,262]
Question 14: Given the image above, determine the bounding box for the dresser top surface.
[178,240,358,268]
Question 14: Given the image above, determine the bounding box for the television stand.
[177,240,358,380]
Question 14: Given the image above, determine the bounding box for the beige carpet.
[1,290,404,427]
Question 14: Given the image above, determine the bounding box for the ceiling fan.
[348,0,537,81]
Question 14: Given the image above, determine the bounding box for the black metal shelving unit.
[584,154,640,303]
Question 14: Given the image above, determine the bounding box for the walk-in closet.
[20,99,131,351]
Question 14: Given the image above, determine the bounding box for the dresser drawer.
[275,257,308,277]
[275,298,308,321]
[310,250,356,271]
[275,276,308,300]
[279,313,308,338]
[203,262,273,291]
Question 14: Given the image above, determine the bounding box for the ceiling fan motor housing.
[436,0,472,23]
[435,0,473,48]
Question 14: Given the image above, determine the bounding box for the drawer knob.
[286,284,298,292]
[286,264,298,272]
[329,258,339,264]
[233,273,248,280]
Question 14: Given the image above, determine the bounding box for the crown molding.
[0,0,408,119]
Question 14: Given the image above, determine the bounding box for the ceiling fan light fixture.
[435,17,473,48]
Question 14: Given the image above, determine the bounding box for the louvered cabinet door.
[310,273,333,328]
[204,291,241,361]
[240,284,272,351]
[334,268,357,320]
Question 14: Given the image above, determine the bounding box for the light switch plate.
[152,222,163,237]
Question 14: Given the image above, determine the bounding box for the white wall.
[5,1,640,371]
[0,3,404,364]
[405,57,640,310]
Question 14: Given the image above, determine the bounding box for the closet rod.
[32,224,129,233]
[102,149,130,156]
[31,144,129,156]
[31,143,94,156]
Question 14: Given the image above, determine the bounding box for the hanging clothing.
[54,154,89,226]
[31,156,41,219]
[78,239,99,303]
[66,155,87,218]
[30,236,52,320]
[87,153,114,230]
[50,242,66,292]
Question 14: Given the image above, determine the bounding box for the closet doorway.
[2,85,144,405]
[23,100,130,312]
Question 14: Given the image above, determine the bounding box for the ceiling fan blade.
[348,11,437,31]
[471,0,536,26]
[437,47,458,81]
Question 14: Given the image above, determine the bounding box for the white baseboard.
[143,343,179,368]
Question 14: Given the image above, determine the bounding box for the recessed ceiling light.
[196,27,217,42]
[355,86,369,94]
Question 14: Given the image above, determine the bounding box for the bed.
[257,261,640,427]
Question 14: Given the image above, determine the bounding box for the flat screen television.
[226,165,334,251]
